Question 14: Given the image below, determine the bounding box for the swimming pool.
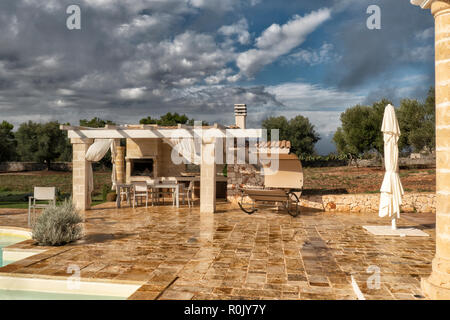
[0,232,30,267]
[0,229,140,300]
[0,276,140,300]
[0,289,124,300]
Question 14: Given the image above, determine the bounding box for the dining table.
[148,182,180,208]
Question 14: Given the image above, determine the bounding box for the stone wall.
[0,162,72,173]
[228,192,435,214]
[315,193,435,213]
[125,138,187,182]
[302,192,436,214]
[227,164,264,199]
[159,142,187,177]
[348,156,436,168]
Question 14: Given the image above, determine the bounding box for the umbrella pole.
[391,217,397,230]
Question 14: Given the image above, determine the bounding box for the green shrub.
[32,199,83,246]
[101,184,110,201]
[0,186,11,192]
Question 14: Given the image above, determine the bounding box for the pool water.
[0,233,29,267]
[0,234,27,248]
[0,290,125,300]
[0,233,131,300]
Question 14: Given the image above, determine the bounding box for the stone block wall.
[227,163,264,199]
[159,142,187,177]
[125,138,187,182]
[303,192,436,214]
[115,146,125,184]
[228,191,436,214]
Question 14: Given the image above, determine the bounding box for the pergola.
[61,123,263,214]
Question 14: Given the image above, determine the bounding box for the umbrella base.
[363,225,429,237]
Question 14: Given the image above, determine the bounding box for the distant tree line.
[0,90,436,167]
[0,120,72,166]
[333,87,435,159]
[262,115,320,157]
[0,112,200,166]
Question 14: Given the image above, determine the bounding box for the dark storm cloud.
[0,0,280,127]
[0,0,436,151]
[326,0,434,89]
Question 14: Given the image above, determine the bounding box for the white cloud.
[23,0,62,12]
[116,15,160,37]
[205,68,233,84]
[284,42,340,66]
[397,74,430,84]
[119,87,147,100]
[53,99,70,108]
[120,31,236,86]
[189,0,239,12]
[72,72,119,90]
[236,8,331,77]
[9,16,19,37]
[415,27,434,41]
[219,18,251,45]
[37,55,61,69]
[266,82,364,134]
[402,45,434,62]
[82,0,195,16]
[57,89,75,96]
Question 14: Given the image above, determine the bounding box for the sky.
[0,0,435,154]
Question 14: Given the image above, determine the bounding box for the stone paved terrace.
[0,202,435,300]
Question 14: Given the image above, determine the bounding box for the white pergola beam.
[63,127,263,139]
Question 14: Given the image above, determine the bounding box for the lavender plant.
[32,198,83,246]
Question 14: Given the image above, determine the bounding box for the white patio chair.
[145,178,161,206]
[132,181,149,208]
[28,187,56,227]
[118,185,130,203]
[178,181,195,208]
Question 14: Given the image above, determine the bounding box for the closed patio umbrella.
[379,104,404,229]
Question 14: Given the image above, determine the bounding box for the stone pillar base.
[422,278,450,299]
[421,257,450,299]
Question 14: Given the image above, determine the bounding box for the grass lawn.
[303,166,435,195]
[0,167,436,208]
[0,171,112,208]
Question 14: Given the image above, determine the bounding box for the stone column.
[200,138,216,213]
[71,138,93,216]
[125,159,131,184]
[413,0,450,299]
[115,145,125,184]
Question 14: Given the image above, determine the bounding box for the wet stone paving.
[0,202,435,300]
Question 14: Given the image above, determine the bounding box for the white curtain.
[164,138,201,165]
[85,139,116,204]
[110,140,117,190]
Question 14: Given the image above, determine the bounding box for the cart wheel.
[287,192,300,217]
[238,201,257,214]
[238,193,257,214]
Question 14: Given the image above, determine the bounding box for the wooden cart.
[238,154,303,217]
